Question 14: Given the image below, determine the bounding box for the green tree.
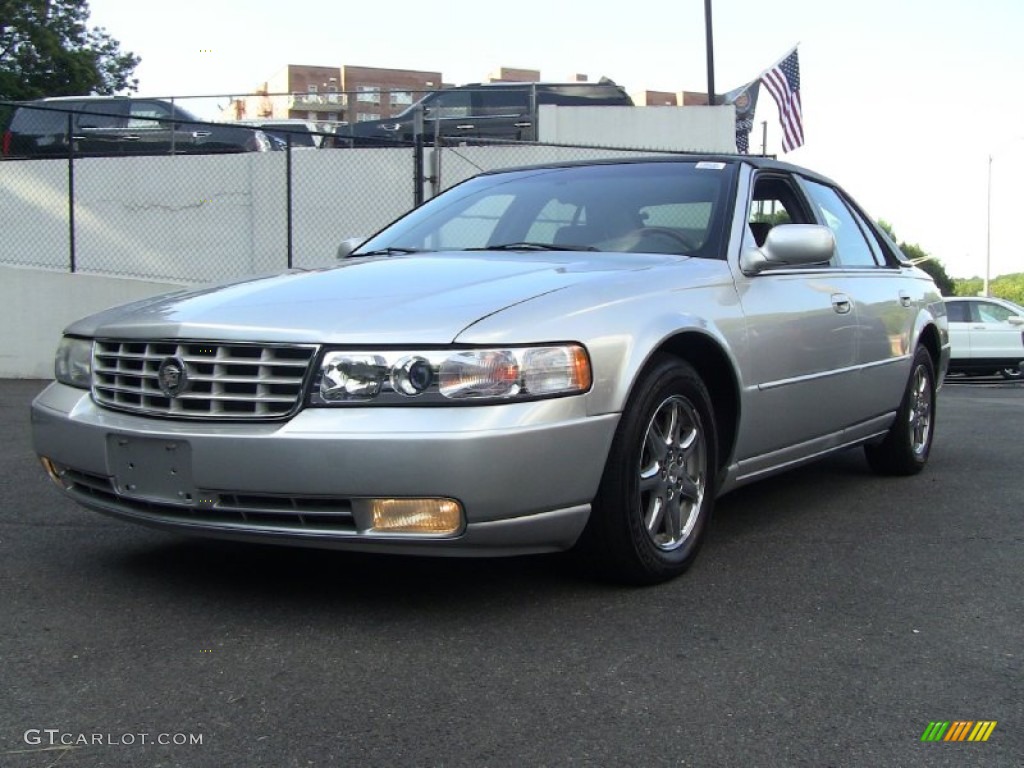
[0,0,139,101]
[876,220,955,296]
[954,277,984,298]
[953,274,1024,303]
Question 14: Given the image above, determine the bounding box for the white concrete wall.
[0,264,188,378]
[0,150,418,283]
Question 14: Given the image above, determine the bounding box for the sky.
[86,0,1024,280]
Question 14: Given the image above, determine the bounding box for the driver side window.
[977,302,1014,323]
[748,175,811,250]
[128,101,174,129]
[425,91,472,118]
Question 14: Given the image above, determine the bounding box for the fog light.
[359,498,463,535]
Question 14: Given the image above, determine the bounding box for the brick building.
[225,64,444,128]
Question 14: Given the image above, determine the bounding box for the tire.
[864,346,936,475]
[1000,366,1023,380]
[582,355,717,585]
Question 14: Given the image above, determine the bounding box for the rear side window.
[475,89,529,114]
[945,302,970,323]
[537,86,629,106]
[11,102,82,133]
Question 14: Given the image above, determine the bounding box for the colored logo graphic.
[921,721,997,742]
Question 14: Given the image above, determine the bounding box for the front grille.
[92,340,317,420]
[60,466,357,532]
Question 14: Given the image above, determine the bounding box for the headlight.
[54,337,92,389]
[313,344,591,405]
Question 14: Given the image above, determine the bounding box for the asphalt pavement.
[1,377,1021,768]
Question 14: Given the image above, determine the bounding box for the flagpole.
[704,0,716,105]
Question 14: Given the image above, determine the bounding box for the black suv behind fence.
[331,80,633,148]
[2,97,270,158]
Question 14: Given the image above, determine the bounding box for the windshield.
[356,161,738,258]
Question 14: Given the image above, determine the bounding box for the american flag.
[761,48,804,152]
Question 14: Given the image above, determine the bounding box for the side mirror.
[740,224,835,275]
[336,237,364,259]
[1007,315,1024,326]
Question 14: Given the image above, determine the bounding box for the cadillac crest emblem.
[157,356,189,397]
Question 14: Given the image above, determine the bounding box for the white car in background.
[944,297,1024,379]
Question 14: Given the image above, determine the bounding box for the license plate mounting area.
[106,435,198,506]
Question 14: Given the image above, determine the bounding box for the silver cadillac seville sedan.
[31,156,950,583]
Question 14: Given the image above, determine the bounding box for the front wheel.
[582,356,717,584]
[1000,366,1023,380]
[864,346,936,475]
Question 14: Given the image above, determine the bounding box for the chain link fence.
[2,100,709,284]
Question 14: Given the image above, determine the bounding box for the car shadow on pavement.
[97,447,880,610]
[105,534,602,606]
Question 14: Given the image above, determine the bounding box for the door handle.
[514,121,532,128]
[831,293,852,314]
[455,124,475,130]
[121,135,141,141]
[192,131,211,138]
[898,290,912,307]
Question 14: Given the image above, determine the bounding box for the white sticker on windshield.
[695,162,727,170]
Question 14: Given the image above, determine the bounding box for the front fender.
[454,260,745,417]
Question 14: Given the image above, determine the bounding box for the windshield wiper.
[353,247,425,257]
[465,242,598,252]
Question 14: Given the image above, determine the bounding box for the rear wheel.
[583,356,717,584]
[864,346,936,475]
[1000,366,1023,380]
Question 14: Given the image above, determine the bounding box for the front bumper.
[32,383,619,555]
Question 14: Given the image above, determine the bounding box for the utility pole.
[984,154,992,297]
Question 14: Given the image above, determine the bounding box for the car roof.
[26,96,139,103]
[945,296,1019,304]
[238,119,315,128]
[475,154,840,187]
[239,118,315,124]
[456,81,623,88]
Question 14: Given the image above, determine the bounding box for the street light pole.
[984,137,1024,298]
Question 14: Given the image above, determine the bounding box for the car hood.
[66,251,684,344]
